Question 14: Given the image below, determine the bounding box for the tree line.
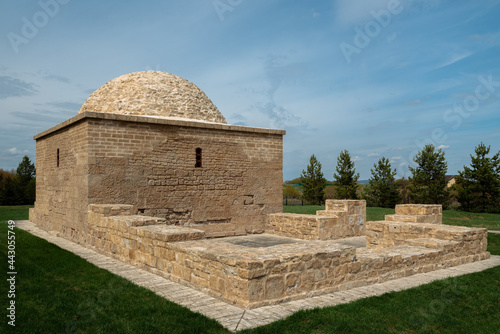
[289,143,500,213]
[0,156,36,205]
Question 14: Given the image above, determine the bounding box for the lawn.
[1,205,499,333]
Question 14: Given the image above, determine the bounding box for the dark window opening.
[195,148,202,168]
[57,148,60,167]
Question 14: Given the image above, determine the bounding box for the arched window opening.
[195,148,202,168]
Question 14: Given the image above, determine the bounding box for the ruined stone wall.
[385,204,442,224]
[87,204,490,309]
[85,114,283,236]
[267,200,365,240]
[366,220,488,255]
[29,121,90,242]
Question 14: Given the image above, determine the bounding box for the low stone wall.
[266,200,365,240]
[366,220,489,256]
[43,202,491,309]
[87,204,206,268]
[385,204,442,224]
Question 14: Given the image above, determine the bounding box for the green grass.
[443,210,500,230]
[1,206,499,333]
[283,205,325,215]
[0,205,32,222]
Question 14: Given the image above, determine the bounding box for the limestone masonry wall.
[29,121,90,242]
[86,116,283,236]
[385,204,442,224]
[86,202,489,308]
[266,200,365,240]
[30,112,284,241]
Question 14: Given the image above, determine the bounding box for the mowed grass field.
[1,205,499,333]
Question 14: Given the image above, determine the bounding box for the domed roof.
[79,71,226,124]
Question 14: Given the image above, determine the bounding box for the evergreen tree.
[408,144,449,205]
[0,175,16,205]
[14,156,36,204]
[363,157,400,208]
[455,143,500,213]
[333,150,359,199]
[300,154,326,205]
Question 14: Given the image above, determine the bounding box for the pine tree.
[300,154,326,205]
[408,144,449,205]
[455,143,500,213]
[363,157,400,208]
[15,156,36,204]
[333,150,359,199]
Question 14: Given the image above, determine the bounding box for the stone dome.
[79,71,226,124]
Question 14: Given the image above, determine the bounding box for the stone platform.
[15,220,500,332]
[28,201,492,309]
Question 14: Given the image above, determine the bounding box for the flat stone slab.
[222,234,300,248]
[15,221,500,332]
[330,236,366,249]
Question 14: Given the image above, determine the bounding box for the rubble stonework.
[79,71,227,124]
[266,200,365,240]
[81,202,489,308]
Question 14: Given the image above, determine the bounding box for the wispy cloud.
[39,71,72,84]
[0,76,38,99]
[405,99,422,106]
[433,52,473,70]
[8,147,29,155]
[253,55,308,128]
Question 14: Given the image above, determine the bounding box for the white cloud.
[334,0,394,26]
[352,156,362,162]
[433,52,473,70]
[437,145,450,149]
[368,153,380,157]
[8,147,29,155]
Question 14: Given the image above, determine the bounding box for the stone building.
[29,71,285,242]
[28,71,489,309]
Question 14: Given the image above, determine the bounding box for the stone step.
[113,215,167,227]
[406,238,459,250]
[356,244,442,260]
[385,214,427,223]
[136,225,205,242]
[316,210,341,217]
[385,214,441,224]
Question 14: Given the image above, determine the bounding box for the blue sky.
[1,0,499,181]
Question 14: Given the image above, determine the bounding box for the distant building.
[445,175,457,188]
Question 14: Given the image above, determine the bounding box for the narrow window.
[57,148,60,167]
[195,148,202,168]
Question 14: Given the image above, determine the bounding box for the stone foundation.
[266,200,365,240]
[69,201,491,308]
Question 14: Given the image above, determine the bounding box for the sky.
[1,0,499,181]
